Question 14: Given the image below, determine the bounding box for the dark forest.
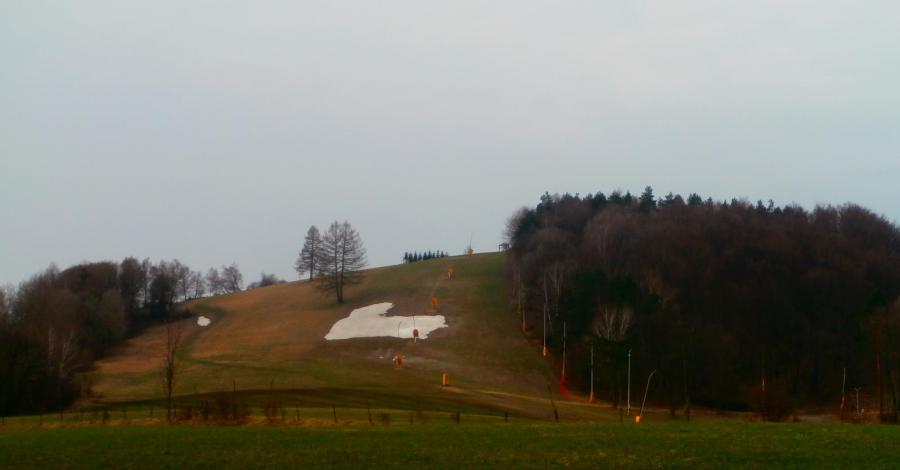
[506,188,900,420]
[0,259,240,416]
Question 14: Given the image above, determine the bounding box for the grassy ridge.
[85,253,571,418]
[3,421,900,469]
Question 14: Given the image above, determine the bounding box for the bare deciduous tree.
[594,304,634,342]
[171,260,192,302]
[47,325,80,408]
[148,262,177,319]
[221,263,243,293]
[117,257,147,313]
[295,225,322,281]
[546,260,571,319]
[161,318,184,421]
[316,221,367,304]
[189,271,206,299]
[206,267,224,295]
[140,258,153,306]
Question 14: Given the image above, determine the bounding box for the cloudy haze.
[2,1,899,285]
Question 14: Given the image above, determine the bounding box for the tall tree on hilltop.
[148,263,176,319]
[170,259,192,302]
[118,257,147,317]
[205,267,224,295]
[316,221,367,304]
[221,263,243,293]
[189,271,206,299]
[639,186,656,213]
[295,225,322,281]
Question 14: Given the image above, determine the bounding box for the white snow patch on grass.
[197,316,211,327]
[325,302,447,340]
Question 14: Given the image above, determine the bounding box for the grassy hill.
[9,252,900,469]
[86,252,605,420]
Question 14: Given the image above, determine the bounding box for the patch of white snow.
[324,302,447,340]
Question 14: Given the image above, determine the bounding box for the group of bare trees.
[295,222,367,304]
[205,263,244,295]
[0,257,244,416]
[507,189,900,418]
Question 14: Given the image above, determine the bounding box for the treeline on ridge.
[403,251,448,263]
[506,188,900,420]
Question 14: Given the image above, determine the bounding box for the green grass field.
[3,420,900,469]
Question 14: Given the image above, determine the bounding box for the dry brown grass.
[93,318,193,375]
[86,254,563,417]
[187,279,360,363]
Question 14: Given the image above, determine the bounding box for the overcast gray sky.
[2,1,899,286]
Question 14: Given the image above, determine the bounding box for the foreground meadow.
[2,419,900,469]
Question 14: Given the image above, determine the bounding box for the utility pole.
[562,321,567,383]
[627,349,632,415]
[542,274,548,357]
[589,343,595,402]
[840,367,847,421]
